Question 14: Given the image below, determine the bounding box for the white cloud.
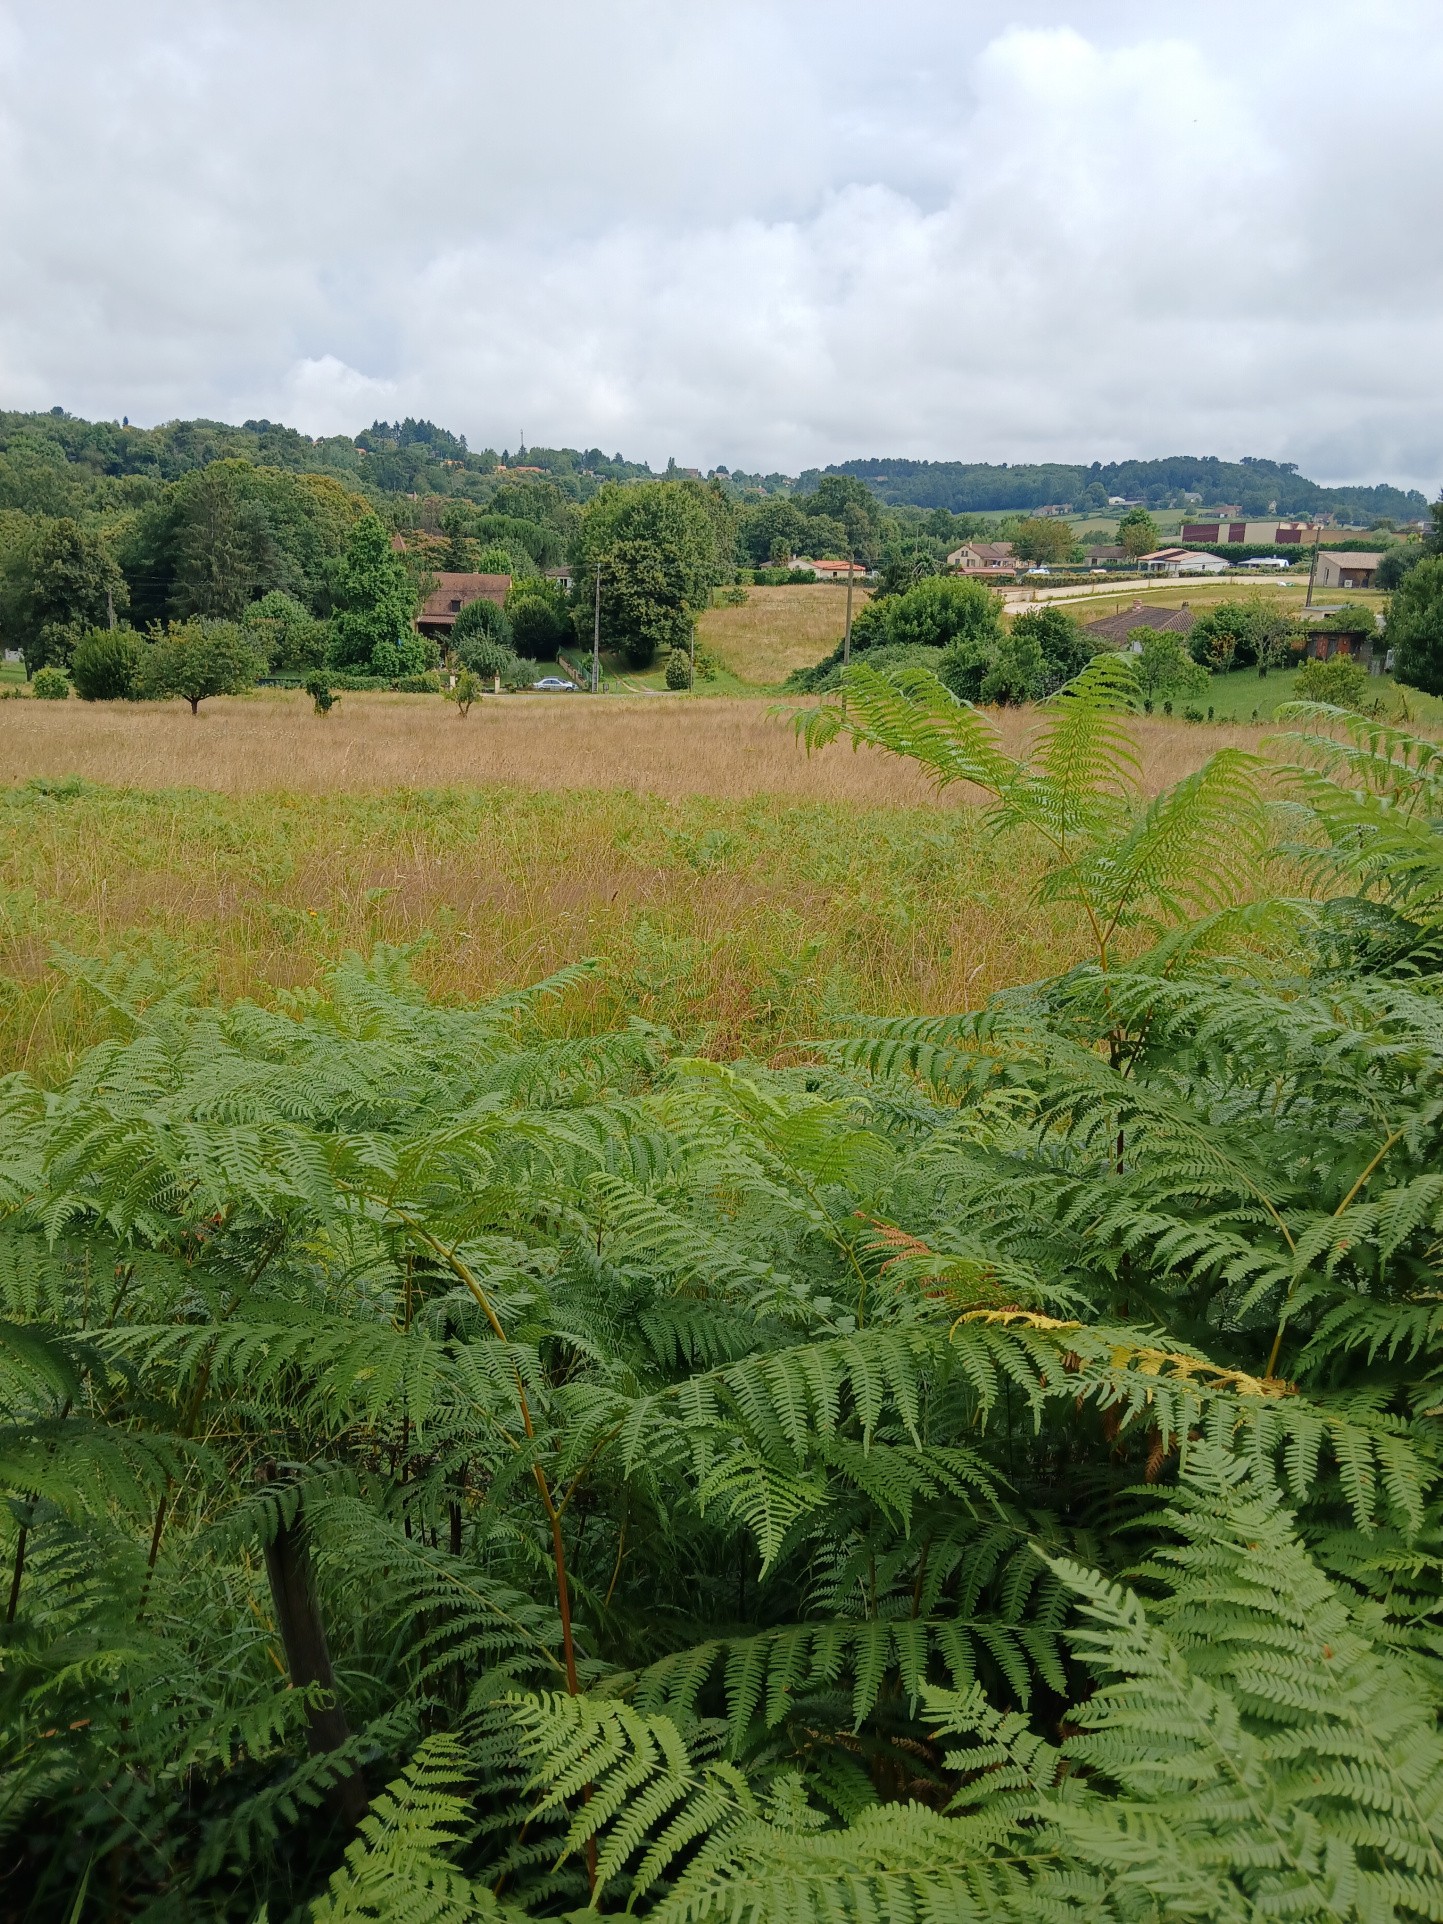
[279,357,397,439]
[0,0,1438,488]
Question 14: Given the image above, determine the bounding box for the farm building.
[1313,552,1384,591]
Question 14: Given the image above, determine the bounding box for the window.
[449,599,462,612]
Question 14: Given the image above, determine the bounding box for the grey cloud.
[0,0,1438,488]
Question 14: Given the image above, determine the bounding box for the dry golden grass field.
[0,570,1415,1085]
[0,687,1286,1081]
[0,688,1266,801]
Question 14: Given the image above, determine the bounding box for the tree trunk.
[256,1463,368,1826]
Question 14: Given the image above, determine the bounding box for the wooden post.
[256,1463,368,1827]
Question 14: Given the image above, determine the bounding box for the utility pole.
[1304,524,1320,609]
[106,586,116,630]
[592,562,601,692]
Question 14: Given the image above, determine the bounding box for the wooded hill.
[823,453,1430,520]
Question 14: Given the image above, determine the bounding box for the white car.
[531,676,578,691]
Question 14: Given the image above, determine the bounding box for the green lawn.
[1162,666,1443,728]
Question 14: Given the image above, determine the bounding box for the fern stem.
[5,1521,26,1624]
[1265,1124,1405,1378]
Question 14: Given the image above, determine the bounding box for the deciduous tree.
[136,619,264,712]
[1117,506,1161,559]
[3,516,126,674]
[328,514,419,673]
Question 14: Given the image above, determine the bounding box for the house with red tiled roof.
[1084,600,1198,649]
[796,557,872,580]
[416,571,511,637]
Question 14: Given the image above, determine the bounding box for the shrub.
[455,633,518,683]
[1133,627,1209,703]
[304,671,336,716]
[31,665,70,699]
[1295,653,1371,710]
[884,574,1006,652]
[664,648,692,690]
[979,628,1045,705]
[1375,544,1422,592]
[70,628,144,701]
[1007,606,1094,685]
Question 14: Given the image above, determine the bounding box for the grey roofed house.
[1314,551,1384,590]
[1084,600,1197,649]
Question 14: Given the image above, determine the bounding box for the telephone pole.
[1304,525,1320,609]
[840,550,856,713]
[592,563,601,692]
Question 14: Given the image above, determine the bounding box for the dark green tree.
[168,462,284,617]
[506,589,570,660]
[601,537,693,668]
[70,627,145,700]
[802,474,882,564]
[1387,555,1443,694]
[327,515,419,672]
[3,517,126,674]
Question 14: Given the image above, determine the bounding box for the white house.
[1140,548,1232,577]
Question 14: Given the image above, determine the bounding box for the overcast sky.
[0,1,1438,487]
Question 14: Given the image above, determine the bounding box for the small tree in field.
[138,620,264,714]
[304,671,337,716]
[31,665,70,699]
[451,667,482,717]
[664,648,692,690]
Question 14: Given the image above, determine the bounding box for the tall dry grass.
[0,776,1087,1079]
[0,689,1258,801]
